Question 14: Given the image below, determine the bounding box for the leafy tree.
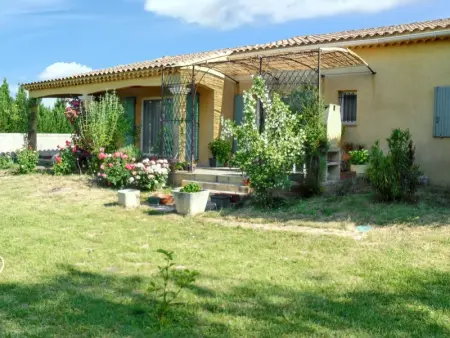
[0,78,13,131]
[14,86,29,132]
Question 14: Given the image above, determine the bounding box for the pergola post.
[27,98,38,150]
[190,65,196,173]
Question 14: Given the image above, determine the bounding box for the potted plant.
[173,182,210,216]
[349,149,369,175]
[208,138,232,167]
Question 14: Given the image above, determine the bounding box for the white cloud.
[39,62,92,81]
[144,0,420,29]
[42,98,57,107]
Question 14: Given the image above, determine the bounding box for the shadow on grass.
[190,269,450,337]
[0,265,449,336]
[0,265,227,337]
[212,186,450,227]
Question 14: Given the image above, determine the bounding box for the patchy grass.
[0,175,449,337]
[206,187,450,228]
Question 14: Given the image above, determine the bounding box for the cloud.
[38,62,92,81]
[144,0,419,29]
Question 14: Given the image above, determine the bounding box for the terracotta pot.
[158,194,174,205]
[342,153,351,161]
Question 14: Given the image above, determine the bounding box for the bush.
[349,149,369,165]
[0,153,14,169]
[180,182,202,193]
[118,145,142,162]
[71,92,132,154]
[222,76,305,206]
[53,140,78,175]
[367,129,421,202]
[208,138,232,164]
[97,150,131,188]
[128,159,170,191]
[16,147,39,174]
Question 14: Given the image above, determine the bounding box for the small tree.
[223,76,305,206]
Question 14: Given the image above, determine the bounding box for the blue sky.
[0,0,448,98]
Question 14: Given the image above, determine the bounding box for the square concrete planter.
[118,189,140,208]
[172,189,210,216]
[351,164,369,176]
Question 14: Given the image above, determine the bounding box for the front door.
[142,99,161,155]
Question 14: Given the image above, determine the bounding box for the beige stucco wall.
[323,40,450,185]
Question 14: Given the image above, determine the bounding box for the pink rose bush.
[53,140,78,175]
[97,149,170,190]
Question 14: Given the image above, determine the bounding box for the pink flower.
[125,164,135,170]
[100,164,105,170]
[108,163,113,168]
[55,156,62,164]
[99,147,105,153]
[121,154,128,160]
[113,152,121,158]
[57,145,60,149]
[72,147,77,153]
[101,173,107,178]
[65,140,71,146]
[98,153,106,160]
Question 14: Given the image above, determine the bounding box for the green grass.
[0,175,449,337]
[206,187,450,227]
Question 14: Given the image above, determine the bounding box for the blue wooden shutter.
[123,97,136,145]
[186,93,199,161]
[434,87,450,137]
[233,94,244,152]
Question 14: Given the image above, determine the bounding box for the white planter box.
[118,189,141,208]
[173,190,210,216]
[351,164,369,176]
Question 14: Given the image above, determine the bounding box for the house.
[23,18,450,184]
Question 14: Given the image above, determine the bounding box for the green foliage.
[208,138,232,163]
[286,84,328,194]
[53,141,78,175]
[74,92,132,154]
[367,129,422,202]
[349,149,369,165]
[223,76,305,206]
[37,99,72,134]
[16,147,39,174]
[97,150,131,188]
[180,182,202,193]
[0,153,14,169]
[148,249,199,321]
[129,159,170,191]
[118,145,142,162]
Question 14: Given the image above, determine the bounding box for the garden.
[0,77,449,336]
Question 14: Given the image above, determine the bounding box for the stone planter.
[118,189,140,208]
[173,189,210,216]
[351,164,369,176]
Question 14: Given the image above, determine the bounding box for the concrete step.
[174,172,244,186]
[181,180,250,194]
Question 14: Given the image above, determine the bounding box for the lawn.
[0,174,449,337]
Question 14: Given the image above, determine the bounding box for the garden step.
[181,180,250,194]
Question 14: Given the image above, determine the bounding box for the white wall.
[0,133,72,154]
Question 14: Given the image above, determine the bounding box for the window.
[434,86,450,137]
[339,91,357,124]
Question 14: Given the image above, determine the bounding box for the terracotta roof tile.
[24,17,450,88]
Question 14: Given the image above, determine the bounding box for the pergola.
[159,46,375,171]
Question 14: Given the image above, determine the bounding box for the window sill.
[342,122,357,127]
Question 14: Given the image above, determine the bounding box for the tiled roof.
[24,17,450,89]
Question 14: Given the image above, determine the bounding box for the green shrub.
[16,147,39,174]
[367,129,421,202]
[53,140,78,175]
[208,138,232,164]
[0,154,14,169]
[180,182,202,193]
[118,145,143,162]
[349,149,369,165]
[97,150,131,188]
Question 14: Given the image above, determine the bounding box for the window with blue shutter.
[434,87,450,137]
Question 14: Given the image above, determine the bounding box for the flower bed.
[97,148,169,190]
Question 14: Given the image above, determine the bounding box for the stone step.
[174,172,244,186]
[181,180,250,194]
